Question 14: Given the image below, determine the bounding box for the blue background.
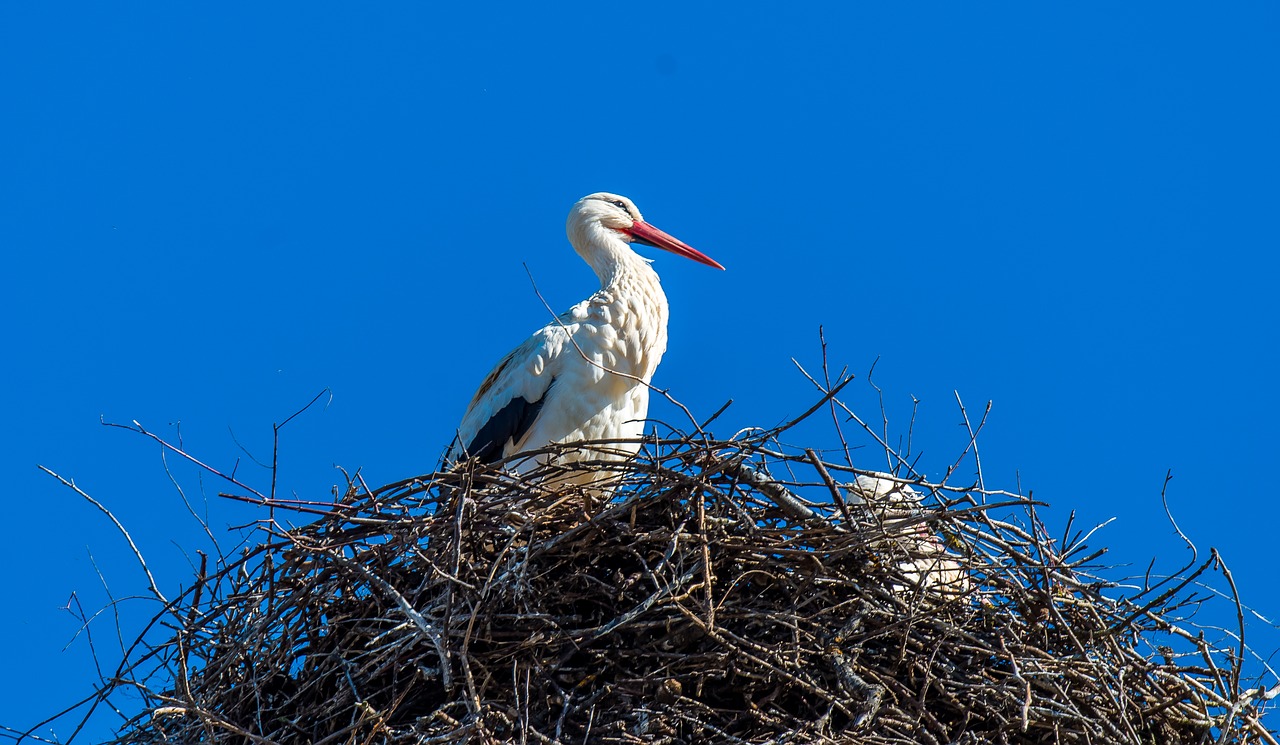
[2,3,1276,740]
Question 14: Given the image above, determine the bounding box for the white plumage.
[446,192,723,487]
[850,474,970,598]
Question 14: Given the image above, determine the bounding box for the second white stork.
[446,192,723,487]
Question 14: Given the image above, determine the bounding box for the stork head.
[567,192,725,276]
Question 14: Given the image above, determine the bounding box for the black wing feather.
[461,378,554,464]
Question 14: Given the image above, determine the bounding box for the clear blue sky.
[3,3,1277,740]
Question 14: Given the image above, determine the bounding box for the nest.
[34,392,1278,744]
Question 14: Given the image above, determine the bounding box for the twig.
[38,466,169,607]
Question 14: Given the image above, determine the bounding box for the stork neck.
[597,248,660,293]
[574,224,660,291]
[574,228,670,384]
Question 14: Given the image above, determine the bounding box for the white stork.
[445,192,723,487]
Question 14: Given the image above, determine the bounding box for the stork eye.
[611,200,627,209]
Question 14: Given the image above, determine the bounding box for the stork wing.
[448,324,567,466]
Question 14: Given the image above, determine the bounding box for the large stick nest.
[36,391,1279,744]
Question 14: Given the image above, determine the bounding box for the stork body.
[446,193,722,486]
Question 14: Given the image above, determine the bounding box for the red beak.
[627,221,725,271]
